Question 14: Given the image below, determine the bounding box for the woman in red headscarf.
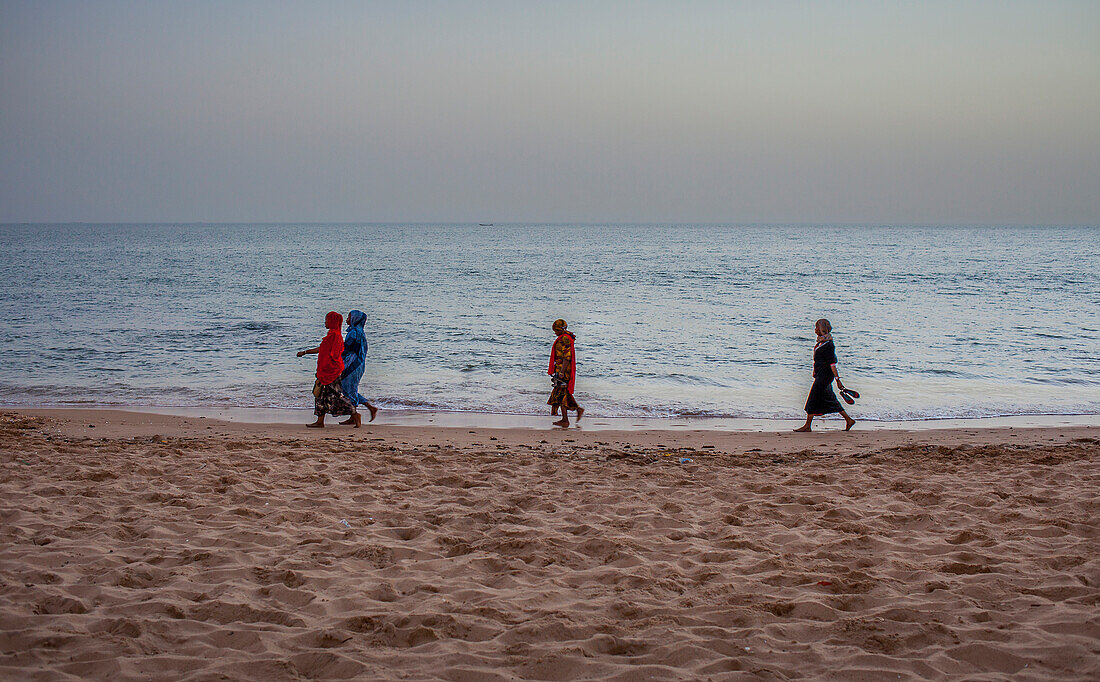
[297,311,361,428]
[547,319,584,427]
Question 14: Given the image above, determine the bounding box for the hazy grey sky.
[1,1,1097,223]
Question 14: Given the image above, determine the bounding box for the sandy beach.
[1,409,1098,680]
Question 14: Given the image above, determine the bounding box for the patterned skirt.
[548,386,579,411]
[314,380,357,417]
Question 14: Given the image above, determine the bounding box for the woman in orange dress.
[547,319,584,427]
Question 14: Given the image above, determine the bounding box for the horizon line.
[2,221,1098,228]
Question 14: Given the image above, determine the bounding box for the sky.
[0,1,1097,224]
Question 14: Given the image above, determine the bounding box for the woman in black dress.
[794,319,856,432]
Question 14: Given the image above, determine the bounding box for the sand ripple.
[1,413,1098,680]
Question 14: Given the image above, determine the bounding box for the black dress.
[804,340,843,415]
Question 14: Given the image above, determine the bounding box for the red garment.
[548,332,576,394]
[316,312,345,384]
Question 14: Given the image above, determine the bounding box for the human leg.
[842,410,856,431]
[552,396,570,426]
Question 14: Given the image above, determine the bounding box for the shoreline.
[7,407,1099,456]
[7,404,1100,433]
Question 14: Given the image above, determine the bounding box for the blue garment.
[339,310,371,406]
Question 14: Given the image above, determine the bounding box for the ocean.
[1,223,1097,422]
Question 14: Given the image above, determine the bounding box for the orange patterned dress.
[547,331,579,410]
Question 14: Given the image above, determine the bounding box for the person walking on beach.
[548,319,584,427]
[795,318,856,432]
[297,311,361,428]
[338,310,378,423]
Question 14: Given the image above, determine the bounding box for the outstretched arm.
[297,346,321,357]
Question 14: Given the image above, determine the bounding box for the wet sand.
[1,409,1098,680]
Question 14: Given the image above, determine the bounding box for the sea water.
[1,223,1097,421]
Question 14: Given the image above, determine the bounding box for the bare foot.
[339,417,355,425]
[368,405,378,422]
[793,426,811,432]
[844,418,856,431]
[352,412,362,428]
[576,407,585,422]
[306,420,324,428]
[552,419,569,428]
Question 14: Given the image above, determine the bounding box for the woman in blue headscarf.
[339,310,378,423]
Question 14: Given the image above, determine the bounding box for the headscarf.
[340,310,371,405]
[814,318,833,350]
[316,311,345,384]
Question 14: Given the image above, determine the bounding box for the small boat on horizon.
[479,223,493,226]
